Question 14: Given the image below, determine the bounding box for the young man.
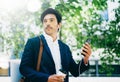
[19,8,92,82]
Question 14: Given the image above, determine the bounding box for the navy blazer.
[19,35,89,82]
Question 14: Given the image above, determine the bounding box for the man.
[19,8,92,82]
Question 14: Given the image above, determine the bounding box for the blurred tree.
[99,3,120,76]
[0,0,119,76]
[0,0,59,58]
[55,0,120,76]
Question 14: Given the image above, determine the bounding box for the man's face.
[43,14,61,36]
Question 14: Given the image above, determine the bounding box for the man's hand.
[81,43,92,64]
[48,74,65,82]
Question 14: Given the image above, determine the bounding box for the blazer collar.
[40,35,55,64]
[58,40,67,70]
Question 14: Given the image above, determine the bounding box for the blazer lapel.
[41,35,67,72]
[40,35,55,65]
[58,40,67,70]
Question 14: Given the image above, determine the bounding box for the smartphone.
[81,38,91,56]
[85,38,91,44]
[57,69,67,77]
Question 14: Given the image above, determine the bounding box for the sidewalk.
[69,77,120,82]
[0,77,120,82]
[0,77,10,82]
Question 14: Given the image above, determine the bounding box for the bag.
[19,36,43,82]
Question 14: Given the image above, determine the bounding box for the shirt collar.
[43,32,58,43]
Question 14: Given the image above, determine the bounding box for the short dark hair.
[40,8,62,24]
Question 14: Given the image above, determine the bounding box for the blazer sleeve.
[19,38,49,82]
[67,46,89,77]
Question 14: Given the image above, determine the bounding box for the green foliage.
[99,5,120,76]
[0,9,42,58]
[55,0,120,76]
[55,0,103,48]
[92,0,107,10]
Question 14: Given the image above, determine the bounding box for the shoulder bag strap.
[36,36,43,71]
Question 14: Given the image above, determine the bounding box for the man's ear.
[57,23,62,32]
[58,23,62,29]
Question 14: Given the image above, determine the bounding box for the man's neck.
[44,32,57,42]
[52,35,57,42]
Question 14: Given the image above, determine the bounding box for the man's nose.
[46,21,50,25]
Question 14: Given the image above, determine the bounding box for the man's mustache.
[45,26,52,29]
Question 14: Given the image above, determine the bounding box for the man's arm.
[68,42,91,77]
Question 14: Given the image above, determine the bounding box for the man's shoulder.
[58,40,69,48]
[29,36,39,41]
[28,35,42,43]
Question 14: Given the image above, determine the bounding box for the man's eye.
[50,19,53,22]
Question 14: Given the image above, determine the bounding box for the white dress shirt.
[43,32,61,74]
